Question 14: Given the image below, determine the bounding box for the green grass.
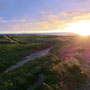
[0,44,38,73]
[0,43,55,74]
[0,35,57,73]
[0,54,87,90]
[0,35,87,90]
[0,35,11,44]
[0,35,58,44]
[0,35,8,40]
[10,35,58,43]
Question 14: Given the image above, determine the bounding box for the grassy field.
[0,35,11,44]
[0,35,57,74]
[10,35,57,43]
[0,54,86,90]
[0,35,88,90]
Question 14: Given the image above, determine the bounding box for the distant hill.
[0,32,78,36]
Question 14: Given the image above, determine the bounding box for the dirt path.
[4,35,19,44]
[7,47,51,71]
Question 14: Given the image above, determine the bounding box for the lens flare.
[67,20,90,36]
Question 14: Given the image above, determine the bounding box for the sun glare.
[67,20,90,36]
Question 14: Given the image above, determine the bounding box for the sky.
[0,0,90,33]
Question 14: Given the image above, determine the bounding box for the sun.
[67,20,90,36]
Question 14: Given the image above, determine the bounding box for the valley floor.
[0,35,89,90]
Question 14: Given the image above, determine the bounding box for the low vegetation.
[0,35,57,74]
[0,54,87,90]
[0,35,87,90]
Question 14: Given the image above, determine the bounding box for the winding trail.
[8,47,51,71]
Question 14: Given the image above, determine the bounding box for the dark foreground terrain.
[0,35,89,90]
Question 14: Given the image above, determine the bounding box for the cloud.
[0,17,3,20]
[72,13,90,20]
[12,18,34,23]
[0,17,8,23]
[1,8,90,33]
